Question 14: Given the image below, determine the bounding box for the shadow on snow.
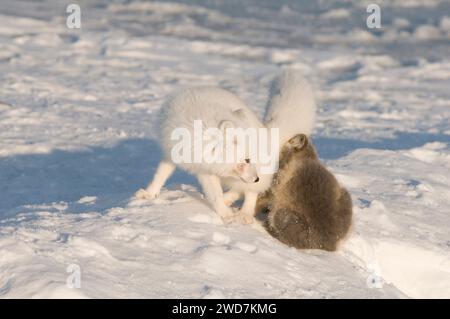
[0,138,196,217]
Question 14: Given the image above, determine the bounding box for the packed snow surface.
[0,0,449,298]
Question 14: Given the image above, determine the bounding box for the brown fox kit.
[256,134,352,251]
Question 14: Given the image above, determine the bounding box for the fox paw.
[217,206,235,224]
[234,212,255,225]
[221,215,235,224]
[134,188,159,200]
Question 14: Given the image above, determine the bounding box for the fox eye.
[245,158,250,163]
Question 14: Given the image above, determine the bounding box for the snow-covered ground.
[1,0,449,298]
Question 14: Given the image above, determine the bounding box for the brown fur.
[256,134,353,251]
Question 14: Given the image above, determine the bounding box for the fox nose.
[254,177,260,183]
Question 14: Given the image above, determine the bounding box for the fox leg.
[235,191,258,224]
[197,174,235,221]
[223,190,242,206]
[135,160,175,199]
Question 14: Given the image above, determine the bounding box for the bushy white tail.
[264,70,316,146]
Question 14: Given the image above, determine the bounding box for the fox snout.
[235,160,259,183]
[239,173,259,183]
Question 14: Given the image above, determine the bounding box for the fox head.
[280,133,318,166]
[218,112,259,183]
[232,158,259,183]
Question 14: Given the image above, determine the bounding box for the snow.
[0,0,449,299]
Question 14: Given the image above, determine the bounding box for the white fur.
[265,69,317,146]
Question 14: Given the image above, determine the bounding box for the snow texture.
[0,0,449,298]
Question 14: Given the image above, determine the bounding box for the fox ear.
[288,134,308,150]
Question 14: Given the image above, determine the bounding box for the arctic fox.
[135,87,268,222]
[256,134,353,251]
[135,70,316,224]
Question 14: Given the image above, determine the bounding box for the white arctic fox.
[135,87,267,221]
[135,70,316,224]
